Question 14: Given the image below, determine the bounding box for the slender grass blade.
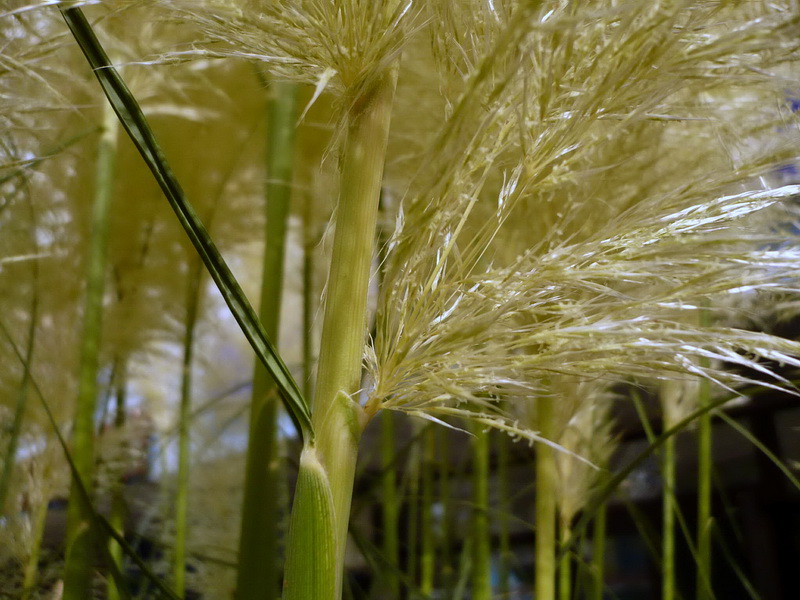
[58,6,313,443]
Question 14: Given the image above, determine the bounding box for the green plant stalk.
[498,431,511,597]
[236,78,297,600]
[408,440,420,586]
[536,397,557,600]
[283,65,397,599]
[108,366,127,600]
[0,289,37,515]
[472,426,492,600]
[63,95,119,600]
[421,425,436,596]
[22,495,48,599]
[381,410,400,596]
[174,262,202,597]
[107,482,126,600]
[302,190,314,401]
[559,515,571,600]
[453,534,472,600]
[591,502,606,600]
[696,308,713,600]
[663,434,676,600]
[438,426,456,594]
[0,155,40,516]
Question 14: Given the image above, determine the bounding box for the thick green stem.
[63,95,119,600]
[381,411,399,596]
[663,434,676,600]
[559,517,571,600]
[536,397,557,600]
[591,503,607,600]
[283,66,397,599]
[421,425,436,597]
[236,78,297,600]
[174,262,202,597]
[472,426,492,600]
[696,309,713,600]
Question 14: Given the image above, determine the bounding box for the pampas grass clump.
[1,1,799,598]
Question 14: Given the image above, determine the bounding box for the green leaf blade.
[58,5,313,443]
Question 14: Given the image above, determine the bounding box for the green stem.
[472,426,492,600]
[663,434,676,600]
[381,411,399,596]
[438,426,453,593]
[536,396,557,600]
[696,308,713,600]
[498,432,511,597]
[1,161,40,517]
[63,94,119,600]
[591,503,607,600]
[174,262,202,597]
[235,78,297,600]
[421,425,436,597]
[108,366,127,600]
[283,65,397,599]
[0,280,37,515]
[302,190,315,401]
[22,497,48,599]
[559,517,571,600]
[408,438,421,587]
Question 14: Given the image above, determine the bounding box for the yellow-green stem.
[0,293,37,515]
[421,425,436,597]
[106,482,126,600]
[663,434,676,600]
[591,502,607,600]
[696,308,713,600]
[302,190,315,401]
[536,396,557,600]
[22,497,48,599]
[236,78,297,600]
[284,65,397,599]
[559,517,571,600]
[472,426,492,600]
[381,411,399,596]
[63,95,119,600]
[174,262,202,597]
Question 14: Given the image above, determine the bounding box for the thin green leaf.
[57,5,313,443]
[716,411,800,493]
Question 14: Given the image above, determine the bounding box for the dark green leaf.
[58,6,313,443]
